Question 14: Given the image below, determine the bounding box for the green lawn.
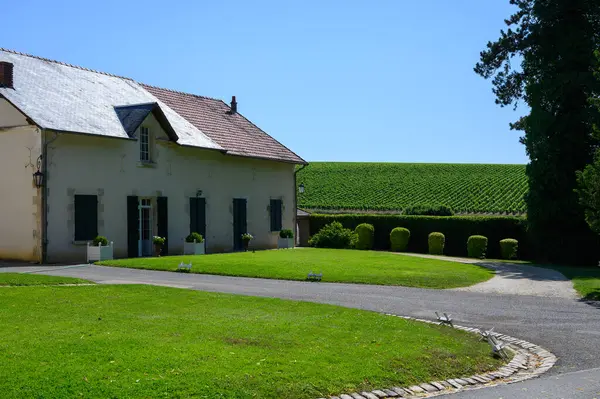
[0,285,502,398]
[0,272,93,286]
[98,248,495,289]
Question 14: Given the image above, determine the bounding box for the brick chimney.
[0,62,14,88]
[230,96,237,114]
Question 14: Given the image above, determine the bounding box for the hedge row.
[309,214,530,259]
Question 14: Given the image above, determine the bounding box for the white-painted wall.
[45,113,296,262]
[0,99,29,128]
[0,124,41,261]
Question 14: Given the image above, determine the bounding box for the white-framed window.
[140,127,150,162]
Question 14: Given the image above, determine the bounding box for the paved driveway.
[2,263,600,397]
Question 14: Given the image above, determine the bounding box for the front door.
[232,198,247,251]
[138,198,153,257]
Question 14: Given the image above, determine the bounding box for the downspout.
[40,129,58,264]
[293,163,308,246]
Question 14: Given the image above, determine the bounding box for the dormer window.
[140,126,150,162]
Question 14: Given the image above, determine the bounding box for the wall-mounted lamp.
[33,155,44,188]
[196,189,203,197]
[298,183,305,194]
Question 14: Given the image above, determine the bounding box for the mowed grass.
[0,272,92,286]
[0,285,502,398]
[98,248,495,289]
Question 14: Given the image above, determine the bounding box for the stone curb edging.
[317,314,557,399]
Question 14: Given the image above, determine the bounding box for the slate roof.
[0,49,221,150]
[114,102,178,141]
[0,48,306,164]
[142,85,306,164]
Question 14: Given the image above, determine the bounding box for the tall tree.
[475,0,600,264]
[577,152,600,235]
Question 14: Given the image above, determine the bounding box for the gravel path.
[400,253,578,299]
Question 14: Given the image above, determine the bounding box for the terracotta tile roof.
[142,84,306,164]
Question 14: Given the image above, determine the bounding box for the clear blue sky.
[4,0,528,164]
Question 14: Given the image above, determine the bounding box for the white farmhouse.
[0,49,306,263]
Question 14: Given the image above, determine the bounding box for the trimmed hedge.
[390,227,410,252]
[428,232,445,255]
[467,235,488,259]
[403,204,454,216]
[355,223,374,250]
[309,214,530,259]
[500,238,518,260]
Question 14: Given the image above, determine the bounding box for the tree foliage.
[475,0,600,264]
[577,152,600,234]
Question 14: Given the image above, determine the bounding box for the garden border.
[319,314,557,399]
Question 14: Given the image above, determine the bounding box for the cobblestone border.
[318,314,557,399]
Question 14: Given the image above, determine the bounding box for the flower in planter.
[185,232,204,243]
[153,236,166,246]
[93,235,108,246]
[241,233,253,251]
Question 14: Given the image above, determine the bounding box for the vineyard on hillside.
[296,162,528,214]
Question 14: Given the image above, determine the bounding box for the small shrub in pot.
[500,238,518,260]
[279,229,294,239]
[354,223,374,250]
[185,232,204,243]
[92,235,108,246]
[390,227,410,252]
[428,232,445,255]
[467,235,488,259]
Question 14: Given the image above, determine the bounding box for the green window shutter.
[233,198,247,251]
[190,197,206,238]
[270,199,282,231]
[157,197,168,255]
[127,196,139,258]
[74,195,98,241]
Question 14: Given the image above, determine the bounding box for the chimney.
[0,62,14,89]
[230,96,237,114]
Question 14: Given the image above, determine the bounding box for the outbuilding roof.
[0,48,306,164]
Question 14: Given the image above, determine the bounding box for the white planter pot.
[184,241,205,255]
[278,237,294,249]
[87,242,114,262]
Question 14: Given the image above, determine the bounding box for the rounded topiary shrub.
[500,238,518,260]
[428,232,445,255]
[309,222,357,249]
[279,229,294,239]
[390,227,410,252]
[92,235,108,246]
[467,235,488,259]
[354,223,374,250]
[186,232,204,243]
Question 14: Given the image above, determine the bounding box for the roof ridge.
[0,47,134,80]
[140,83,223,102]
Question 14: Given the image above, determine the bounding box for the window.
[74,195,98,241]
[140,126,150,162]
[270,199,282,231]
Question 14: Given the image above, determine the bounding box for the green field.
[0,285,501,398]
[98,248,494,289]
[0,273,93,286]
[297,162,527,214]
